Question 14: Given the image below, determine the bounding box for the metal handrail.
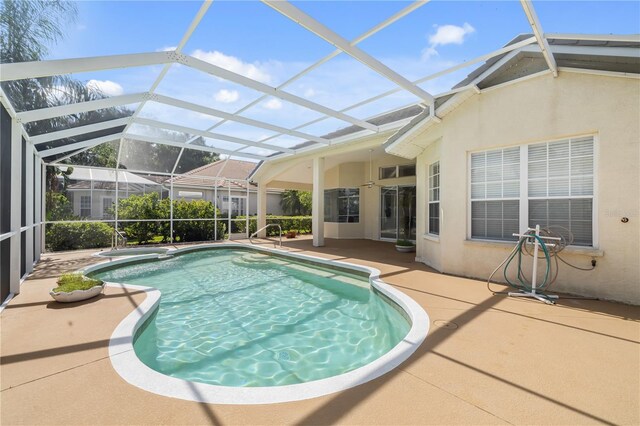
[249,224,282,248]
[112,229,128,250]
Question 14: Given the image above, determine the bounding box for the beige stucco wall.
[414,72,640,304]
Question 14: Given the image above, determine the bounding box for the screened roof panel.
[181,1,336,86]
[284,55,400,111]
[290,1,418,41]
[202,137,246,153]
[153,65,266,113]
[346,91,420,121]
[356,1,531,81]
[210,121,279,142]
[25,103,137,137]
[262,135,307,150]
[237,146,279,157]
[58,139,121,167]
[118,138,183,174]
[295,116,363,140]
[138,102,221,131]
[127,123,191,142]
[238,97,325,129]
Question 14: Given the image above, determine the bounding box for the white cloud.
[191,49,272,83]
[422,23,475,60]
[214,89,240,103]
[303,88,316,98]
[263,98,282,110]
[158,46,177,52]
[87,79,124,96]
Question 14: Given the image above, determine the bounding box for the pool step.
[232,253,288,268]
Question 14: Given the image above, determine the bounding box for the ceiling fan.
[361,149,381,189]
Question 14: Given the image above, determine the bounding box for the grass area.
[53,273,104,293]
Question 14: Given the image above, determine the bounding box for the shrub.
[235,216,312,236]
[46,222,112,251]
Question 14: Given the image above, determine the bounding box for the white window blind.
[528,137,594,245]
[470,147,520,240]
[469,137,595,246]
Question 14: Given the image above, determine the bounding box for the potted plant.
[395,238,416,252]
[50,273,105,303]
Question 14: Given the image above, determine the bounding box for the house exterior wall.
[414,72,640,304]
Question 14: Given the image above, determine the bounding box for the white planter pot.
[395,245,416,253]
[50,283,105,303]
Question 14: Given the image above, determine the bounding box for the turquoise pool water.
[92,249,410,387]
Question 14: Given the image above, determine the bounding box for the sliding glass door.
[380,185,416,241]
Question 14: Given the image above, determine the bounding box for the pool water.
[92,249,410,387]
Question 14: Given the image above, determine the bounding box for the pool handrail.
[249,224,282,248]
[112,229,128,250]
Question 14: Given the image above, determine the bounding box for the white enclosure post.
[214,183,218,240]
[40,163,46,253]
[34,158,42,261]
[169,176,174,243]
[227,180,231,240]
[9,120,22,293]
[312,156,325,247]
[257,182,267,238]
[24,141,34,274]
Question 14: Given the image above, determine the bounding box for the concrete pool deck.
[1,237,639,425]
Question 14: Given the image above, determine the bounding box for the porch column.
[257,182,267,238]
[312,156,325,247]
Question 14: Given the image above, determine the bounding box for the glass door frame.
[379,184,417,242]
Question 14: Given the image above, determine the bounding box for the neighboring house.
[252,35,640,304]
[64,167,166,219]
[168,159,283,217]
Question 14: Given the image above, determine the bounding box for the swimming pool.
[87,244,428,404]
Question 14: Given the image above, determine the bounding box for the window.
[80,196,92,218]
[527,137,594,246]
[399,164,416,178]
[428,161,440,235]
[102,198,113,219]
[469,137,594,246]
[324,188,359,223]
[379,164,416,180]
[379,166,396,180]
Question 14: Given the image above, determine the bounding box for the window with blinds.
[470,147,520,241]
[528,137,594,246]
[428,161,440,235]
[469,136,595,246]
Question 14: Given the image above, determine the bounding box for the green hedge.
[234,216,312,236]
[46,222,113,251]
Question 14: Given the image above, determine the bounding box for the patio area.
[2,237,638,425]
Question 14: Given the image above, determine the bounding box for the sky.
[41,0,640,158]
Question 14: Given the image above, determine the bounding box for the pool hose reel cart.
[505,225,562,304]
[487,224,563,304]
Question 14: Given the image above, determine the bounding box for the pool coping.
[81,242,430,405]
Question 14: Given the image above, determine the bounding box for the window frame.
[324,188,360,223]
[379,164,416,180]
[467,134,598,248]
[427,161,440,236]
[80,195,92,218]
